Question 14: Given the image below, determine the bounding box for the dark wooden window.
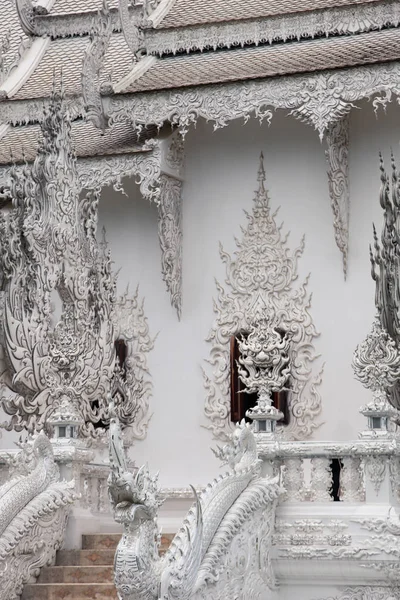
[330,459,343,502]
[91,338,128,431]
[115,338,128,379]
[230,334,290,424]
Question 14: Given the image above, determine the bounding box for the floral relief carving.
[203,154,323,440]
[158,174,183,319]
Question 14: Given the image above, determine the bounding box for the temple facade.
[1,1,400,599]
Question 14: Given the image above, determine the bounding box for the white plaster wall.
[93,101,400,488]
[1,101,400,490]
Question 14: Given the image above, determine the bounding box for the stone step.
[80,532,175,553]
[82,534,121,550]
[21,583,118,599]
[56,549,115,566]
[38,565,114,584]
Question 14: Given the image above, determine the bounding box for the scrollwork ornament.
[203,154,323,440]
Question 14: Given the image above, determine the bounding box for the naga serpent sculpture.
[108,405,281,600]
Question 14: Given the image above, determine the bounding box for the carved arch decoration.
[203,154,324,441]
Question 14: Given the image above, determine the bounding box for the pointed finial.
[258,152,266,191]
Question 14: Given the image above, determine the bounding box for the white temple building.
[2,1,400,599]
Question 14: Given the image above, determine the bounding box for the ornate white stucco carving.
[113,287,155,442]
[353,319,400,397]
[325,115,350,278]
[164,131,185,178]
[0,91,154,442]
[158,174,183,319]
[0,433,77,600]
[353,156,400,411]
[145,1,400,56]
[364,456,387,496]
[108,414,281,600]
[203,154,323,441]
[274,519,351,547]
[106,61,400,140]
[82,0,112,130]
[313,588,400,600]
[0,147,163,205]
[279,545,379,560]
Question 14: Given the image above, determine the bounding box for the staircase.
[21,533,174,599]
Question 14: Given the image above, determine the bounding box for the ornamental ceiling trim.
[104,61,400,139]
[156,0,387,29]
[0,96,85,126]
[146,0,400,56]
[18,9,122,39]
[203,154,323,441]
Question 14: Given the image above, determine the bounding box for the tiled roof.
[157,0,381,28]
[12,32,133,100]
[1,0,29,82]
[120,28,400,94]
[51,0,118,15]
[0,119,152,163]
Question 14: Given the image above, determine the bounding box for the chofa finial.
[258,151,266,191]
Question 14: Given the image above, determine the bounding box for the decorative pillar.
[158,132,184,319]
[325,115,350,279]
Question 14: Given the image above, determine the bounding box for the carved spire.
[0,86,154,442]
[353,153,400,411]
[257,151,266,193]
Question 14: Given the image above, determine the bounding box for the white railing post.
[340,456,365,502]
[309,457,332,502]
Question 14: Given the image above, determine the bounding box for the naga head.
[108,397,164,522]
[212,420,259,473]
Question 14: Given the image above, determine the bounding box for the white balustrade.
[257,438,399,504]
